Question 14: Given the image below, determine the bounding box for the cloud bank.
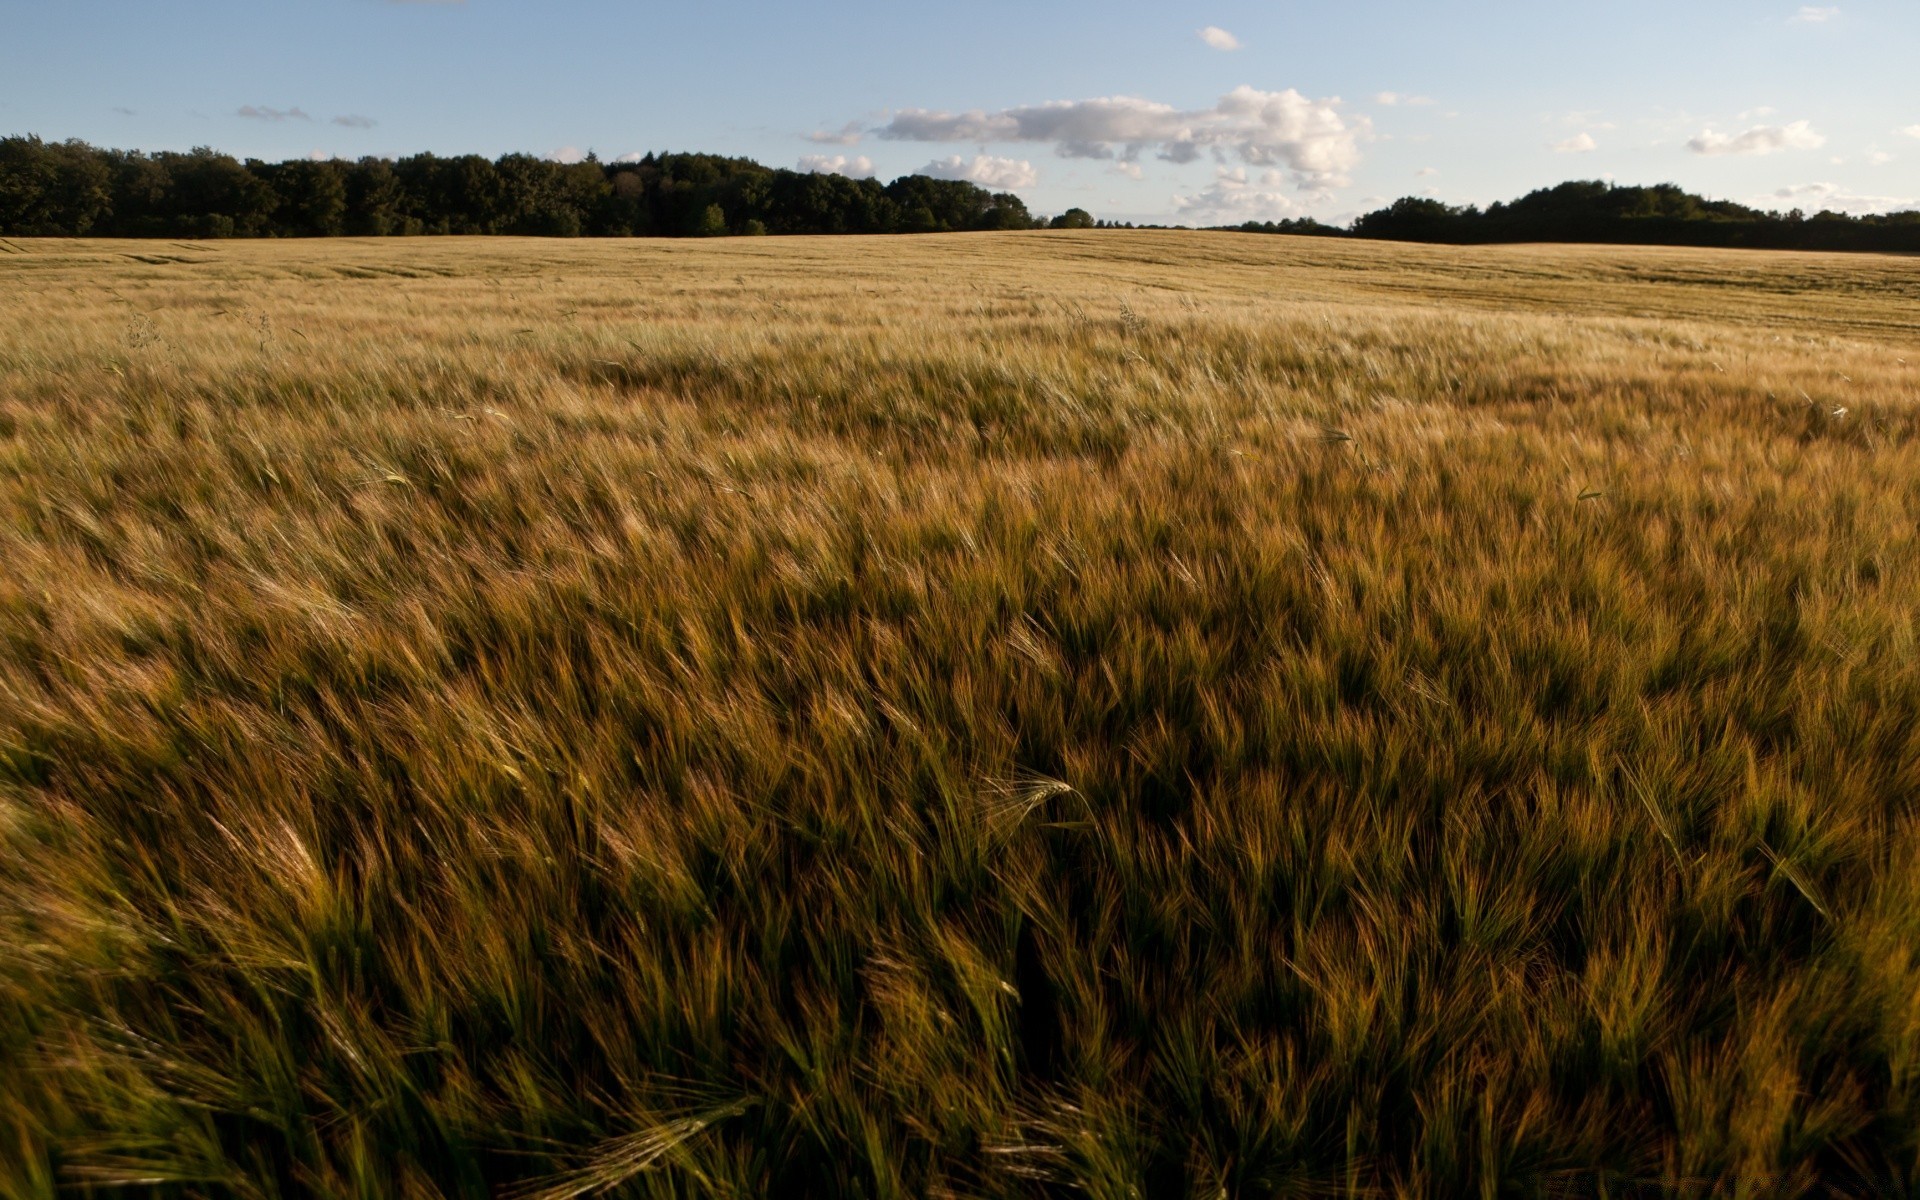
[876,87,1366,188]
[1174,167,1306,221]
[798,154,877,178]
[1769,181,1915,214]
[919,155,1038,190]
[1688,120,1824,156]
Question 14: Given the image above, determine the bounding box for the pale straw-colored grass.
[2,231,1918,1196]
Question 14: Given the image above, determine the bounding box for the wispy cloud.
[332,114,377,129]
[1553,132,1598,153]
[1791,5,1840,21]
[1769,181,1914,214]
[806,121,864,146]
[1687,120,1824,156]
[1374,92,1435,108]
[1197,26,1241,51]
[1415,166,1439,177]
[111,106,136,116]
[1902,125,1920,139]
[919,155,1038,190]
[876,87,1367,189]
[237,105,311,122]
[798,154,877,178]
[1552,109,1615,129]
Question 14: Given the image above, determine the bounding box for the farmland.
[3,232,1920,1196]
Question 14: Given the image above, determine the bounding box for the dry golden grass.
[3,232,1920,1197]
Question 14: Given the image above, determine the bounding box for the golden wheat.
[3,232,1919,1197]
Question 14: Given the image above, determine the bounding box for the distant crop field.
[3,232,1919,1197]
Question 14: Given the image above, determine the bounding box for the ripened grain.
[2,233,1918,1197]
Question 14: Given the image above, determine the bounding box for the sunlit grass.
[3,231,1919,1196]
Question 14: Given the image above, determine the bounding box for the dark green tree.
[0,137,113,234]
[1349,196,1475,243]
[155,148,276,237]
[259,159,348,236]
[977,192,1037,231]
[343,158,410,236]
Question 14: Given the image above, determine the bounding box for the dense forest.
[5,135,1920,251]
[0,136,1057,238]
[1236,181,1920,253]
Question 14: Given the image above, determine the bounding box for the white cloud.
[237,105,310,122]
[1769,181,1916,214]
[614,152,646,164]
[1869,151,1895,165]
[807,122,864,146]
[1791,5,1840,20]
[919,155,1038,190]
[798,154,877,179]
[1198,26,1242,51]
[1374,92,1436,107]
[1687,120,1825,156]
[1902,125,1920,139]
[546,146,586,164]
[1174,167,1307,222]
[1553,132,1598,153]
[1415,166,1439,177]
[1113,162,1145,180]
[876,87,1368,189]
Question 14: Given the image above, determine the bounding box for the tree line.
[0,136,1098,238]
[7,136,1918,252]
[1234,180,1920,253]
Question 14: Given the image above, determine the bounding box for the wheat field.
[3,232,1920,1197]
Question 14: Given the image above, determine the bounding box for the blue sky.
[4,0,1916,223]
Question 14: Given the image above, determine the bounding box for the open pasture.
[3,232,1920,1196]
